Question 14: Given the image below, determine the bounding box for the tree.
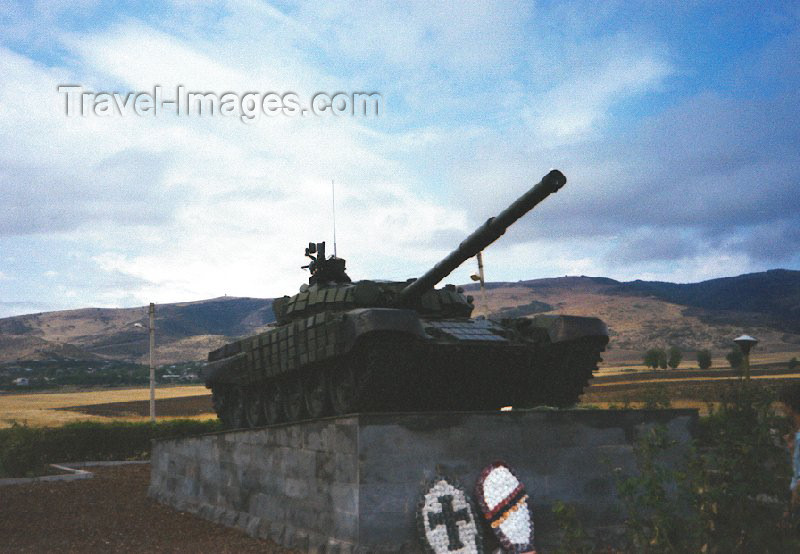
[696,349,712,370]
[726,348,743,369]
[658,349,668,369]
[789,357,798,371]
[667,346,682,369]
[644,348,667,369]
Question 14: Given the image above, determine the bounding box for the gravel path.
[0,464,295,553]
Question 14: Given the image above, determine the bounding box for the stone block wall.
[149,409,696,552]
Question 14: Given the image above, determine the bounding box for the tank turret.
[302,241,351,285]
[203,169,608,429]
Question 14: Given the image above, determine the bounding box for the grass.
[0,419,221,478]
[0,385,212,428]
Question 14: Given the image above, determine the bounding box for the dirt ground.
[0,464,294,553]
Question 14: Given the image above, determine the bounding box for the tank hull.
[203,308,608,428]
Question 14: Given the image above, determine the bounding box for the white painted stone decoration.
[475,461,536,554]
[418,476,484,554]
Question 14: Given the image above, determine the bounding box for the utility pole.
[149,302,156,422]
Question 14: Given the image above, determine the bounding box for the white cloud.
[63,21,248,92]
[1,2,797,315]
[86,172,468,304]
[0,11,480,308]
[524,38,673,146]
[293,0,530,76]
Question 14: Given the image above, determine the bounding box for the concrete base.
[149,409,696,552]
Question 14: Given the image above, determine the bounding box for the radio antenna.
[331,179,337,258]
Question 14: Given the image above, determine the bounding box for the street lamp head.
[734,334,759,355]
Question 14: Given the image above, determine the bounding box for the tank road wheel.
[303,368,331,419]
[262,383,283,425]
[243,388,264,428]
[225,386,246,429]
[283,377,306,422]
[329,364,360,416]
[327,335,415,415]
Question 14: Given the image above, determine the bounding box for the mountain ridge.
[1,269,799,365]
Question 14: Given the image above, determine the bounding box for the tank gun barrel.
[396,169,566,306]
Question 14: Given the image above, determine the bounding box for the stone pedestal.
[149,409,696,552]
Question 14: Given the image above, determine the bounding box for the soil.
[0,464,295,553]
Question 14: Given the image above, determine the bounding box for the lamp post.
[733,334,758,381]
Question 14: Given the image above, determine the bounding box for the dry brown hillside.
[2,271,799,366]
[475,277,800,365]
[0,297,274,365]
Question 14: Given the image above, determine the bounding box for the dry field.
[582,366,800,414]
[0,385,213,428]
[3,363,800,428]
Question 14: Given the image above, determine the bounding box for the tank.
[203,169,609,428]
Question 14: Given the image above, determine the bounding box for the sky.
[1,0,799,317]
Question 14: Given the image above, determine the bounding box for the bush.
[0,419,221,478]
[691,381,794,552]
[616,425,700,551]
[696,349,712,370]
[552,501,594,553]
[642,385,672,409]
[615,379,799,553]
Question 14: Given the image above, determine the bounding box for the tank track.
[209,334,606,428]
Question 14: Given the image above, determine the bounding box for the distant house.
[161,374,182,382]
[13,377,30,386]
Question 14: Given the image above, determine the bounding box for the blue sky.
[1,0,799,317]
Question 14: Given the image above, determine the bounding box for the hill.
[0,297,274,365]
[606,269,800,332]
[1,270,799,366]
[467,270,800,364]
